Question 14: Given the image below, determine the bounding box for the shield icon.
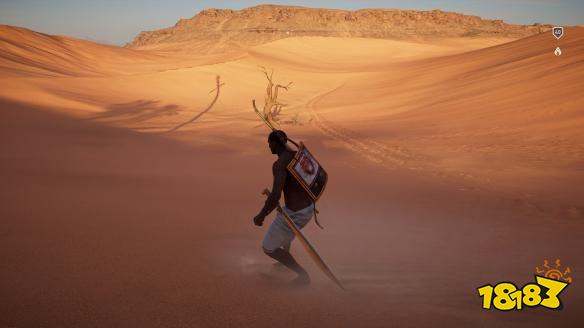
[553,27,564,40]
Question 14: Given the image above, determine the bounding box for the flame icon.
[555,47,562,56]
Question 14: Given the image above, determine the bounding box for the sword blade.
[262,189,344,289]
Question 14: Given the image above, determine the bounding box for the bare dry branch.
[253,67,292,129]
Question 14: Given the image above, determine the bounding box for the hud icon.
[552,27,564,40]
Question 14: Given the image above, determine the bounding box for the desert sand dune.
[0,25,161,77]
[0,25,246,78]
[245,36,517,72]
[0,27,516,125]
[1,19,583,328]
[304,27,584,217]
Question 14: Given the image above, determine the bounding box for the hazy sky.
[1,0,582,45]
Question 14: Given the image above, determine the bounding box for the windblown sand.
[1,25,583,327]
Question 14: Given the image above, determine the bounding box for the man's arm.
[254,161,286,225]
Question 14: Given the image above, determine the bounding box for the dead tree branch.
[252,67,292,129]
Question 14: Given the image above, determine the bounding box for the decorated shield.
[287,142,327,201]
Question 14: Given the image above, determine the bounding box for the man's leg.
[281,240,291,252]
[271,240,291,268]
[263,247,310,285]
[261,208,311,285]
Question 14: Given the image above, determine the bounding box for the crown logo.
[535,259,572,283]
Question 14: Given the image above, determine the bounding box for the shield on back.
[287,143,327,201]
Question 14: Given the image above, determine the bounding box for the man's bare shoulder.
[272,151,295,171]
[272,157,287,171]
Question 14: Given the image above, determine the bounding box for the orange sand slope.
[0,25,244,77]
[308,28,584,213]
[1,25,582,213]
[0,25,162,76]
[1,23,583,327]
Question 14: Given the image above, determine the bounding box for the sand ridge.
[1,15,583,328]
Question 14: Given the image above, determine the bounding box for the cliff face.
[126,5,549,49]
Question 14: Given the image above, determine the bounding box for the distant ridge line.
[127,4,551,50]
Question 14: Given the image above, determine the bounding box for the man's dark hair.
[268,130,288,145]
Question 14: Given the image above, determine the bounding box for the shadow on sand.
[88,100,183,124]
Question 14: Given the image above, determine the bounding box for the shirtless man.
[253,130,314,285]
